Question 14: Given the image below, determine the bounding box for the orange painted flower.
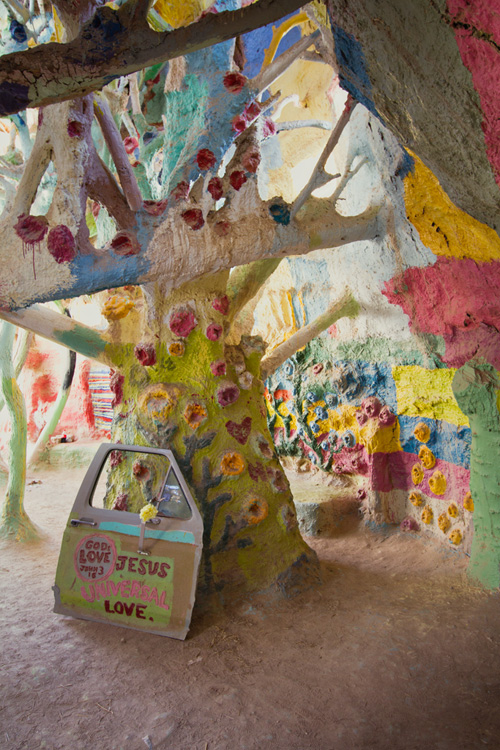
[418,445,436,469]
[429,470,447,496]
[183,403,207,430]
[169,341,185,356]
[411,463,424,485]
[449,529,463,545]
[447,503,459,518]
[102,294,134,321]
[243,497,268,525]
[421,505,434,524]
[409,491,423,507]
[220,452,245,476]
[414,422,431,443]
[438,512,451,533]
[463,492,474,512]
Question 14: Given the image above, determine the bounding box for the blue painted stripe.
[398,415,471,469]
[100,522,195,545]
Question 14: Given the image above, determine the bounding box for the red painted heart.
[225,416,252,445]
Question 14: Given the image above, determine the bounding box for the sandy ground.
[1,467,500,750]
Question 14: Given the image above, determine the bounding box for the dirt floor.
[1,467,500,750]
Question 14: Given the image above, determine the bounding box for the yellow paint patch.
[358,419,401,454]
[393,366,469,427]
[152,0,210,28]
[404,153,500,262]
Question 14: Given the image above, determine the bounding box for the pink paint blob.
[110,450,124,468]
[110,372,125,407]
[223,71,246,93]
[132,461,150,481]
[242,149,260,174]
[67,120,83,138]
[212,295,229,315]
[181,208,204,230]
[134,343,157,367]
[143,199,168,216]
[229,170,247,191]
[378,405,396,426]
[262,118,276,138]
[113,493,128,511]
[400,516,420,532]
[208,177,224,200]
[169,308,197,338]
[196,148,216,171]
[123,136,139,154]
[171,181,190,201]
[206,323,223,341]
[110,231,141,256]
[362,396,381,418]
[232,114,248,133]
[14,213,49,278]
[210,359,226,376]
[244,101,261,121]
[217,382,240,407]
[47,225,76,264]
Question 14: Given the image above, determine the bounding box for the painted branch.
[261,290,360,377]
[28,348,76,467]
[0,0,307,115]
[0,322,37,541]
[94,95,143,212]
[0,305,110,364]
[254,30,320,92]
[276,119,332,132]
[290,95,356,220]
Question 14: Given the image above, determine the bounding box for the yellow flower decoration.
[414,422,431,443]
[169,341,185,356]
[449,529,463,545]
[418,445,436,470]
[220,452,245,476]
[412,463,424,485]
[421,505,434,524]
[463,492,474,512]
[447,503,459,518]
[409,491,423,507]
[429,470,447,496]
[140,503,158,523]
[102,294,134,321]
[243,498,269,525]
[183,403,207,430]
[438,513,451,533]
[140,384,177,421]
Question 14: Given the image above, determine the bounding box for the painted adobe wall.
[253,88,487,553]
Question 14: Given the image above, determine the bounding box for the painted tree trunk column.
[0,322,37,541]
[104,282,319,597]
[452,360,500,588]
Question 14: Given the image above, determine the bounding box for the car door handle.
[70,518,97,527]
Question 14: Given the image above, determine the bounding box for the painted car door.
[53,444,203,640]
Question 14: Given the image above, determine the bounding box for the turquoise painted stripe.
[100,522,195,545]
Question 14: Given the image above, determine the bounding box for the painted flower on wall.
[243,497,268,526]
[102,294,135,321]
[400,516,420,532]
[409,491,423,507]
[196,148,216,171]
[168,341,185,356]
[429,470,447,496]
[206,323,223,341]
[378,406,396,426]
[134,343,156,367]
[229,170,247,191]
[132,461,150,481]
[447,503,459,518]
[463,492,474,512]
[223,71,246,93]
[414,421,431,443]
[210,359,226,377]
[171,181,190,201]
[113,493,128,511]
[421,505,434,524]
[449,529,462,545]
[217,382,240,407]
[109,450,124,468]
[169,308,197,338]
[411,463,424,485]
[110,231,141,256]
[419,445,436,470]
[220,452,245,476]
[438,512,451,533]
[47,225,76,263]
[208,177,224,201]
[183,402,207,430]
[212,295,229,315]
[181,208,204,230]
[110,372,125,407]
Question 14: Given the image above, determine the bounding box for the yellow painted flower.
[418,445,436,470]
[169,341,185,356]
[409,491,423,507]
[102,294,134,321]
[140,503,158,523]
[447,503,459,518]
[140,384,177,421]
[183,402,207,430]
[220,452,245,476]
[412,463,424,485]
[449,529,463,545]
[438,512,451,533]
[463,492,474,512]
[421,505,434,524]
[429,470,447,496]
[414,422,431,443]
[243,498,269,525]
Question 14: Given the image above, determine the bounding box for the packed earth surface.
[1,464,500,750]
